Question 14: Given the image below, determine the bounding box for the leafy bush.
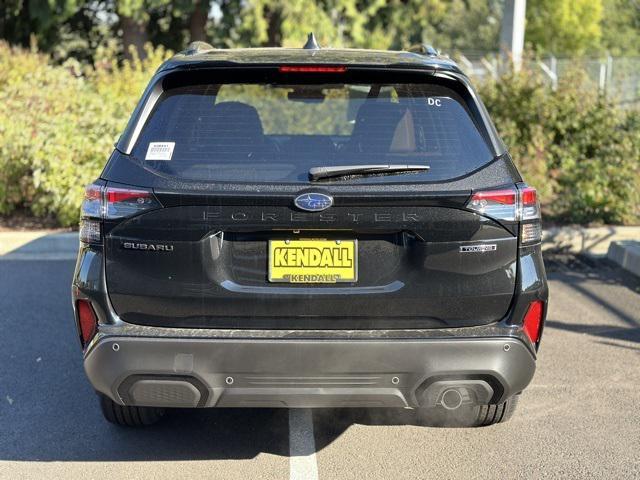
[479,67,640,225]
[0,43,638,226]
[0,42,170,226]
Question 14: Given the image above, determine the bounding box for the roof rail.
[408,44,439,57]
[183,41,216,55]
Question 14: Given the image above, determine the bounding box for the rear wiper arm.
[309,164,430,181]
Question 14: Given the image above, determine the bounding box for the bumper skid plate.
[85,336,535,409]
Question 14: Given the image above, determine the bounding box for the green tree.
[525,0,603,55]
[361,0,501,52]
[600,0,640,55]
[116,0,214,59]
[212,0,501,52]
[0,0,80,49]
[215,0,385,48]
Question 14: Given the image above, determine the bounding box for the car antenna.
[408,44,439,57]
[303,32,320,50]
[183,41,215,55]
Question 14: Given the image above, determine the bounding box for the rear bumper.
[85,333,536,409]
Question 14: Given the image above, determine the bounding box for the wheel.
[98,393,165,427]
[417,394,520,428]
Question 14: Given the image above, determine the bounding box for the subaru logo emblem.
[294,193,333,212]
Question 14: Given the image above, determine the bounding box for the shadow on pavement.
[544,252,640,346]
[595,340,640,352]
[1,248,638,462]
[545,252,640,293]
[0,258,286,462]
[545,320,640,344]
[0,406,292,462]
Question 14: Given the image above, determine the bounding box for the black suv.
[72,39,548,427]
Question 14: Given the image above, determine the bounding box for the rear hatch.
[100,66,521,329]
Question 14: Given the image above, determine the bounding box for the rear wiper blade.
[309,164,430,181]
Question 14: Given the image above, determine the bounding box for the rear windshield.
[130,81,494,184]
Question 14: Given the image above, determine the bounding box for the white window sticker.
[145,142,175,161]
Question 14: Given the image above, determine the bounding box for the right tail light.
[517,184,541,245]
[466,183,541,245]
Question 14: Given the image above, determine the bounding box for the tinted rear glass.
[131,80,494,183]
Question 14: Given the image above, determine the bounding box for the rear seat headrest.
[349,102,408,153]
[209,101,265,139]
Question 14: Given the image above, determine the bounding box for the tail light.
[517,184,542,244]
[467,188,518,221]
[80,184,161,244]
[76,299,98,347]
[522,300,545,343]
[103,187,160,219]
[466,184,541,245]
[79,219,102,243]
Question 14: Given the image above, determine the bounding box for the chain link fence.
[455,52,640,108]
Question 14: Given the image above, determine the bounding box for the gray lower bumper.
[85,335,536,409]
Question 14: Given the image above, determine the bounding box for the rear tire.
[474,394,519,426]
[417,394,520,428]
[98,393,165,427]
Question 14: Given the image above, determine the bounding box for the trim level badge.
[460,244,497,253]
[294,193,333,212]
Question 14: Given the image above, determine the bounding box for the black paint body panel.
[74,56,546,333]
[104,203,518,329]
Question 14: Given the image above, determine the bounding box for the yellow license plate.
[268,239,357,283]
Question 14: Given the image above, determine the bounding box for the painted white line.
[289,408,319,480]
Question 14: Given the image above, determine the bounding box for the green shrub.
[479,66,640,225]
[0,42,171,226]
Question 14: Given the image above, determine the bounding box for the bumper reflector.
[77,300,98,347]
[523,300,544,343]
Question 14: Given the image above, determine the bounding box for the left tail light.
[79,218,102,244]
[103,187,160,219]
[76,299,98,348]
[80,184,161,244]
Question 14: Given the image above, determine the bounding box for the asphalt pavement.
[0,252,638,479]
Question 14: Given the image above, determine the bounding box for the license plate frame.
[268,239,358,283]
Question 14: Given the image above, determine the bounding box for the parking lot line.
[289,409,319,480]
